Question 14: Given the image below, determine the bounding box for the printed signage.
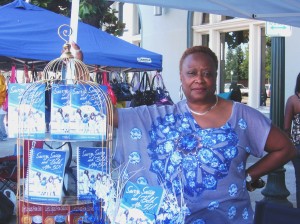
[266,22,292,37]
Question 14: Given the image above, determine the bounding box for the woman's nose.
[194,72,205,82]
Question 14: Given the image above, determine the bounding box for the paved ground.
[0,137,296,223]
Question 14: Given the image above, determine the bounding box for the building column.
[209,29,221,93]
[248,24,261,108]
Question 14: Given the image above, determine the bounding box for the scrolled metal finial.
[57,25,74,59]
[58,24,72,43]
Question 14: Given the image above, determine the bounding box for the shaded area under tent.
[0,0,162,73]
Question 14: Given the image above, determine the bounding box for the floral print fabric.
[292,113,300,145]
[114,100,271,223]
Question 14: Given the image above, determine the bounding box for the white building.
[115,3,300,112]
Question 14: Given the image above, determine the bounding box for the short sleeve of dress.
[230,102,272,157]
[114,106,151,166]
[113,105,179,185]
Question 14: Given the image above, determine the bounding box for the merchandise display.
[16,38,114,224]
[12,25,170,224]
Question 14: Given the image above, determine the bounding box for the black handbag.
[130,72,156,107]
[151,72,174,106]
[0,191,14,223]
[110,72,133,102]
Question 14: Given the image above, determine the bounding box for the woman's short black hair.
[295,72,300,94]
[179,46,218,71]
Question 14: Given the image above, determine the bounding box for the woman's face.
[180,52,217,103]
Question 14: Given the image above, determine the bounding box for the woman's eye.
[202,71,212,78]
[187,71,196,76]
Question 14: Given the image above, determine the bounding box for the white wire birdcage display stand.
[16,24,114,224]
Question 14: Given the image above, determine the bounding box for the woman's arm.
[284,96,294,138]
[246,124,296,182]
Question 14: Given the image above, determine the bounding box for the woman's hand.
[71,41,83,61]
[246,178,266,192]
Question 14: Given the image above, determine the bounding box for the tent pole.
[70,0,80,44]
[187,11,193,48]
[260,37,293,207]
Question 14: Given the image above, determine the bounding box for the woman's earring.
[179,84,184,100]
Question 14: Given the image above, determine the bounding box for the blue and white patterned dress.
[114,100,271,224]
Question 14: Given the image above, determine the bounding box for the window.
[202,13,210,24]
[221,15,235,21]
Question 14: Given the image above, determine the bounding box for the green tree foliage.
[225,30,249,49]
[225,31,248,83]
[225,45,248,82]
[235,46,247,80]
[225,48,237,81]
[265,37,271,82]
[225,30,271,85]
[0,0,125,36]
[0,0,11,5]
[240,47,249,80]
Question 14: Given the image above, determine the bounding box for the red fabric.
[10,65,16,83]
[102,71,117,105]
[24,64,30,83]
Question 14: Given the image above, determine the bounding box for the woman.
[112,46,296,223]
[75,44,296,223]
[284,72,300,208]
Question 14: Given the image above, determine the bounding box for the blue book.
[77,146,109,200]
[25,148,67,203]
[70,84,107,141]
[8,83,45,139]
[50,84,72,140]
[115,181,165,224]
[50,84,107,140]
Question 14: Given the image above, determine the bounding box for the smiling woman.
[110,45,296,224]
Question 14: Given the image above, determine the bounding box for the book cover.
[50,84,107,140]
[50,84,73,140]
[71,84,107,141]
[8,83,45,139]
[25,148,67,203]
[77,146,109,200]
[115,181,165,224]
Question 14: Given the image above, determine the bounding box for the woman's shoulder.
[232,101,270,120]
[285,94,300,107]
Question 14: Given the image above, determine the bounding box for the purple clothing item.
[114,100,271,223]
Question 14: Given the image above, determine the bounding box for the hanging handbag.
[151,72,174,106]
[98,71,117,105]
[130,72,156,107]
[131,72,141,93]
[110,72,133,102]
